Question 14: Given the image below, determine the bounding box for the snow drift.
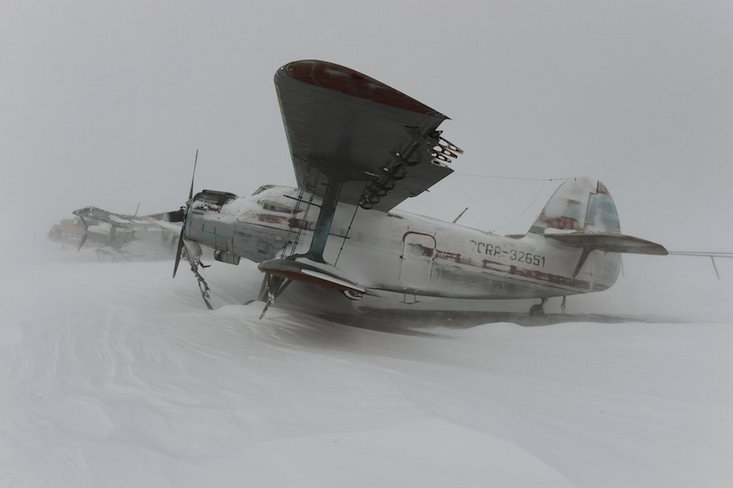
[1,247,732,487]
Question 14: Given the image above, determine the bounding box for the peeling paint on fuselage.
[186,185,621,300]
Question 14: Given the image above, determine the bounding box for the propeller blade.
[172,224,186,278]
[173,149,199,278]
[189,149,198,201]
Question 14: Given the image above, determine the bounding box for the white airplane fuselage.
[186,185,621,301]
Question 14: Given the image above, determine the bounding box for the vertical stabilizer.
[529,177,620,235]
[531,178,667,281]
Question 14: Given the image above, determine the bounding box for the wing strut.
[305,180,342,263]
[257,176,371,317]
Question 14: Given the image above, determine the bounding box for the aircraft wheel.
[529,303,544,317]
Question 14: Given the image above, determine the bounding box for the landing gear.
[258,273,292,319]
[172,149,214,311]
[529,298,546,317]
[182,245,214,310]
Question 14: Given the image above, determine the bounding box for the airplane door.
[400,231,436,291]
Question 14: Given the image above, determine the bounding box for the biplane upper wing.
[274,60,462,212]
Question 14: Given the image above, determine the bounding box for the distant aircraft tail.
[530,177,667,278]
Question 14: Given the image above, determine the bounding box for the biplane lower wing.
[258,257,370,296]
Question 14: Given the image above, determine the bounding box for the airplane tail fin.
[529,178,667,277]
[529,177,621,235]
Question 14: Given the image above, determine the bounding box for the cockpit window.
[192,190,238,213]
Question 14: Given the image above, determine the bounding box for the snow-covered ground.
[2,247,732,487]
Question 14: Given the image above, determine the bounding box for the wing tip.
[276,59,446,119]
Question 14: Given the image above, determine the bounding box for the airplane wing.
[259,60,463,312]
[274,60,462,212]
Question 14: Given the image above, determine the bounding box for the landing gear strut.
[182,245,213,310]
[529,298,546,317]
[258,273,292,319]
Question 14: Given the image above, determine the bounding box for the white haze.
[1,1,732,486]
[1,0,732,256]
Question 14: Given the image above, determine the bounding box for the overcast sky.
[2,0,731,259]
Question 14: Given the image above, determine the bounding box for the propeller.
[173,149,199,278]
[169,150,214,310]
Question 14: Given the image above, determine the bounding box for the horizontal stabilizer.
[258,257,372,296]
[546,231,668,255]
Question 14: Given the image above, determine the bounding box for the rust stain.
[508,265,607,291]
[257,214,287,225]
[287,217,313,230]
[434,249,463,263]
[538,215,582,230]
[481,259,505,269]
[430,248,607,292]
[254,214,316,230]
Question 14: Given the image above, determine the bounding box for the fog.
[2,2,733,486]
[2,0,732,259]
